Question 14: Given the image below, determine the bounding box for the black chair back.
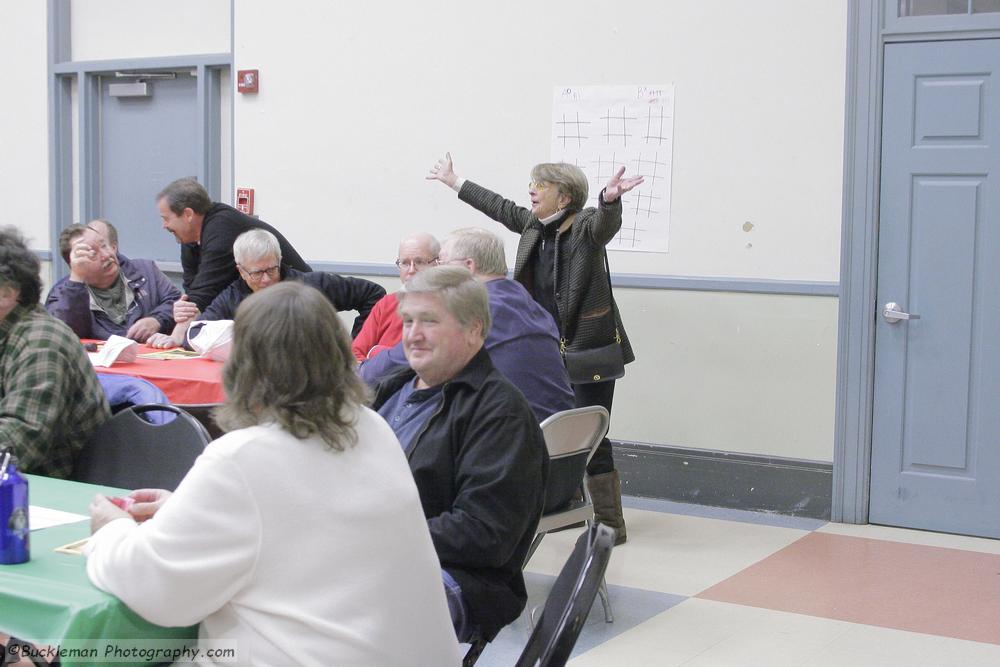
[175,403,226,440]
[73,404,211,491]
[515,523,616,667]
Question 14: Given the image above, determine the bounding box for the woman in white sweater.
[86,281,461,666]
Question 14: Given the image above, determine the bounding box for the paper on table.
[137,348,201,360]
[29,505,88,530]
[88,334,138,367]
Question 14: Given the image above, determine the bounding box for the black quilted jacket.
[458,181,635,363]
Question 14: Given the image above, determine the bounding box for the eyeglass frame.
[238,264,281,282]
[394,257,439,270]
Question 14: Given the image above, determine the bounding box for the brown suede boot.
[587,470,627,545]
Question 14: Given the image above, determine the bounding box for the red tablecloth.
[93,344,225,404]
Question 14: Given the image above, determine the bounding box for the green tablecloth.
[0,475,197,666]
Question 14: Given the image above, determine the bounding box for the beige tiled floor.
[526,507,810,596]
[480,499,1000,666]
[817,521,1000,555]
[572,599,1000,667]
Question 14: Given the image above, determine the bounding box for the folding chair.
[523,406,613,624]
[72,404,211,490]
[175,402,225,440]
[515,523,617,667]
[462,637,488,667]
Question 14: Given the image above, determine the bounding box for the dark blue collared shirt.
[376,378,443,453]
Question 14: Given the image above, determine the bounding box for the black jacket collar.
[373,345,492,407]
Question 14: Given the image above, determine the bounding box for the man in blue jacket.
[45,222,179,342]
[361,227,574,422]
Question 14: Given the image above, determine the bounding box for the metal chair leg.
[522,532,545,569]
[462,637,487,666]
[597,575,613,623]
[528,603,541,630]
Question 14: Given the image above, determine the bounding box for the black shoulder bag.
[560,250,625,384]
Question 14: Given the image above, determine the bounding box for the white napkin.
[88,335,139,367]
[187,320,234,362]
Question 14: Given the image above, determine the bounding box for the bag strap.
[554,213,577,350]
[601,250,622,345]
[559,244,621,354]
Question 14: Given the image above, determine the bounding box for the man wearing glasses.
[351,232,439,361]
[359,228,574,423]
[155,177,311,328]
[149,230,385,348]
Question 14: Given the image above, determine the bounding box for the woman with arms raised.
[428,153,642,544]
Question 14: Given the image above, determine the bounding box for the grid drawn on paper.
[552,85,674,253]
[555,112,590,149]
[582,152,618,210]
[631,152,668,186]
[553,156,587,172]
[613,196,649,249]
[629,191,660,218]
[591,152,619,184]
[642,106,672,145]
[600,106,637,147]
[610,192,662,249]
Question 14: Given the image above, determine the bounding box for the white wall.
[3,1,845,462]
[613,288,837,460]
[68,0,232,214]
[0,1,231,272]
[234,0,847,461]
[233,0,846,281]
[0,1,50,252]
[70,0,230,61]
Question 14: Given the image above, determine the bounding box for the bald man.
[351,232,439,361]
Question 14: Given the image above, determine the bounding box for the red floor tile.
[697,532,1000,645]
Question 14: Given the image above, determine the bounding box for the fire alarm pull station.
[236,188,255,215]
[237,70,259,93]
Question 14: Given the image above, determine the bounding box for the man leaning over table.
[45,223,179,343]
[372,266,548,643]
[0,226,110,478]
[156,177,311,333]
[148,229,385,348]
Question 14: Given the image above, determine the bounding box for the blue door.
[870,40,1000,538]
[98,72,200,263]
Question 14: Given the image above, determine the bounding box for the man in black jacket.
[372,266,548,643]
[148,229,384,348]
[156,177,311,321]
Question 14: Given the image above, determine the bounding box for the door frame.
[46,0,231,281]
[834,1,1000,523]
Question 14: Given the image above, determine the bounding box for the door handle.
[883,302,921,324]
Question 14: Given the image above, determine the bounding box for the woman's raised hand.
[603,166,645,202]
[426,152,458,188]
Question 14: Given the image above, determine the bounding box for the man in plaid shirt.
[1,227,109,478]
